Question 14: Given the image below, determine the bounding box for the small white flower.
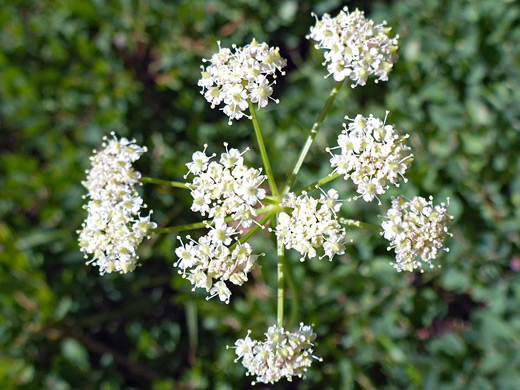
[381,217,407,242]
[78,133,156,274]
[232,323,320,384]
[190,189,211,214]
[382,196,453,272]
[308,7,399,87]
[187,268,212,290]
[235,332,255,359]
[208,218,236,245]
[199,39,287,124]
[249,75,274,108]
[220,143,246,168]
[224,84,249,110]
[174,238,198,273]
[236,176,266,206]
[323,234,346,259]
[357,177,385,203]
[209,280,232,304]
[186,146,212,177]
[232,204,257,228]
[319,188,342,214]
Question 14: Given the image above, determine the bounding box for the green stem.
[283,255,299,330]
[262,196,282,205]
[340,218,382,231]
[140,177,189,190]
[154,205,280,234]
[248,100,279,197]
[153,220,225,234]
[297,172,342,194]
[276,213,285,327]
[282,79,345,194]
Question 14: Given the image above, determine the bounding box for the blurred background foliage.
[1,0,519,388]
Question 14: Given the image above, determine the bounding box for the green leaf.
[61,338,90,372]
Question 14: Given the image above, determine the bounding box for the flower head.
[199,39,287,124]
[232,323,320,384]
[186,144,267,228]
[78,133,156,274]
[175,232,259,304]
[308,7,399,87]
[327,112,413,204]
[382,196,453,272]
[275,192,346,261]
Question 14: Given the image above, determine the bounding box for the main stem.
[283,254,299,330]
[248,100,279,197]
[282,79,345,195]
[276,213,285,327]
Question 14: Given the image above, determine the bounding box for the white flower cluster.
[275,191,346,262]
[382,196,453,272]
[186,144,267,227]
[174,227,259,304]
[175,145,267,303]
[233,323,320,384]
[308,7,399,86]
[327,113,413,204]
[198,39,287,124]
[78,133,156,274]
